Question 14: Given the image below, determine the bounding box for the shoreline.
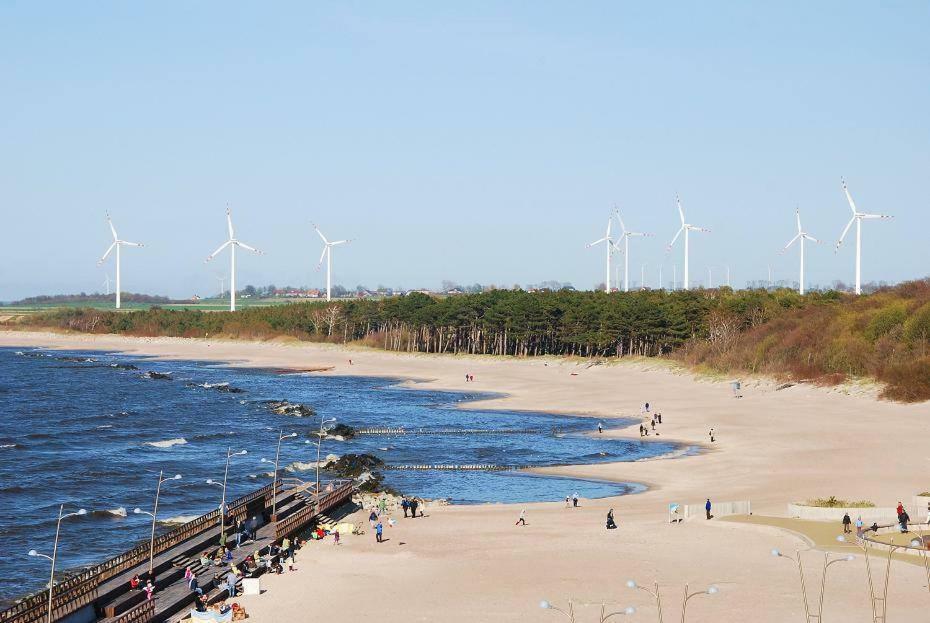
[5,330,930,621]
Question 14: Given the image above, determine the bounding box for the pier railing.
[0,481,280,623]
[274,481,355,540]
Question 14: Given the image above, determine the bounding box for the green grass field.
[0,297,300,315]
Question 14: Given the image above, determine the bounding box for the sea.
[0,346,678,602]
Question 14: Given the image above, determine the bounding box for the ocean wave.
[92,507,127,518]
[96,425,114,429]
[192,431,236,441]
[633,445,698,462]
[0,443,18,450]
[158,515,198,525]
[145,438,187,449]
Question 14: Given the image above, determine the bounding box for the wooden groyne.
[355,427,540,436]
[385,464,517,471]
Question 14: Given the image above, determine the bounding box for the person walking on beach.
[639,424,645,437]
[333,530,341,545]
[410,498,419,518]
[282,537,293,563]
[709,428,715,443]
[378,497,387,516]
[401,498,409,518]
[369,510,378,528]
[516,509,527,526]
[375,521,384,542]
[572,492,579,508]
[606,509,617,529]
[705,498,712,520]
[565,495,571,508]
[842,512,852,534]
[597,422,603,434]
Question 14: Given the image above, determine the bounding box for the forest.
[17,280,930,401]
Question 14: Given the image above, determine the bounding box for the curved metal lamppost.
[261,430,297,521]
[679,584,718,623]
[627,579,663,622]
[28,505,87,623]
[133,470,182,577]
[772,543,853,621]
[540,600,635,622]
[207,447,247,543]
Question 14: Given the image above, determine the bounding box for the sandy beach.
[3,330,930,621]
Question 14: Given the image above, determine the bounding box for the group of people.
[565,492,580,508]
[400,497,422,518]
[464,373,475,382]
[637,402,663,437]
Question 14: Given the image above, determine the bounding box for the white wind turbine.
[313,223,352,302]
[781,207,820,295]
[836,179,893,295]
[205,208,263,311]
[614,209,652,292]
[667,195,710,290]
[103,274,111,296]
[586,217,617,293]
[97,214,143,309]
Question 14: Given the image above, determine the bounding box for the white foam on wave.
[200,382,230,389]
[108,507,127,517]
[634,445,697,462]
[96,424,114,429]
[0,443,17,449]
[145,438,187,449]
[285,461,317,472]
[159,515,198,525]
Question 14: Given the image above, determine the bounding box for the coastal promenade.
[0,480,354,623]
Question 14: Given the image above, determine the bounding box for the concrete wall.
[787,503,928,523]
[682,500,751,520]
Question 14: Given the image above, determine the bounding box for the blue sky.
[1,2,927,299]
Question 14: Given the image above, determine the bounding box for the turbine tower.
[614,209,652,292]
[836,179,893,295]
[586,217,616,293]
[97,214,143,310]
[781,207,819,295]
[313,223,351,302]
[667,195,710,290]
[205,208,263,312]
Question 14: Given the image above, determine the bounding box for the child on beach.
[144,580,155,601]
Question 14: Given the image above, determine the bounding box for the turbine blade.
[781,233,801,252]
[841,178,858,215]
[860,213,893,220]
[614,210,627,234]
[667,226,684,249]
[226,208,235,239]
[312,223,329,244]
[587,237,607,247]
[235,241,263,254]
[676,195,685,225]
[121,241,143,247]
[689,226,711,233]
[605,217,612,238]
[98,242,116,264]
[107,215,118,241]
[317,246,327,267]
[803,234,820,243]
[796,208,802,233]
[330,239,350,246]
[206,240,231,262]
[835,216,856,251]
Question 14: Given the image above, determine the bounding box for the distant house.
[190,295,201,301]
[444,288,464,295]
[404,289,433,296]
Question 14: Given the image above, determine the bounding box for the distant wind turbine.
[614,209,652,292]
[216,276,226,297]
[586,217,616,293]
[205,208,263,311]
[781,207,820,295]
[97,214,143,309]
[103,274,111,296]
[708,267,713,289]
[836,179,893,295]
[313,223,352,302]
[767,265,774,288]
[667,195,710,290]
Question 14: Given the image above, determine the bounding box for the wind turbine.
[205,208,263,311]
[614,209,652,292]
[97,214,143,309]
[216,276,226,298]
[836,179,893,295]
[781,207,820,295]
[667,195,710,290]
[313,223,352,302]
[586,217,616,293]
[103,274,111,296]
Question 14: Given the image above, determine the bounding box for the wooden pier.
[0,480,354,623]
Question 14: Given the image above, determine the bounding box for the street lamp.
[314,417,336,503]
[28,505,87,623]
[679,584,718,623]
[540,600,575,622]
[600,605,636,622]
[261,430,297,521]
[133,471,182,577]
[627,579,664,622]
[207,447,247,544]
[772,545,852,622]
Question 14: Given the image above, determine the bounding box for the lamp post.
[540,600,575,622]
[133,471,182,577]
[28,505,87,623]
[261,430,297,521]
[773,545,853,622]
[207,447,247,543]
[837,533,904,623]
[600,605,636,622]
[627,579,664,622]
[540,600,635,622]
[314,417,336,503]
[679,584,718,623]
